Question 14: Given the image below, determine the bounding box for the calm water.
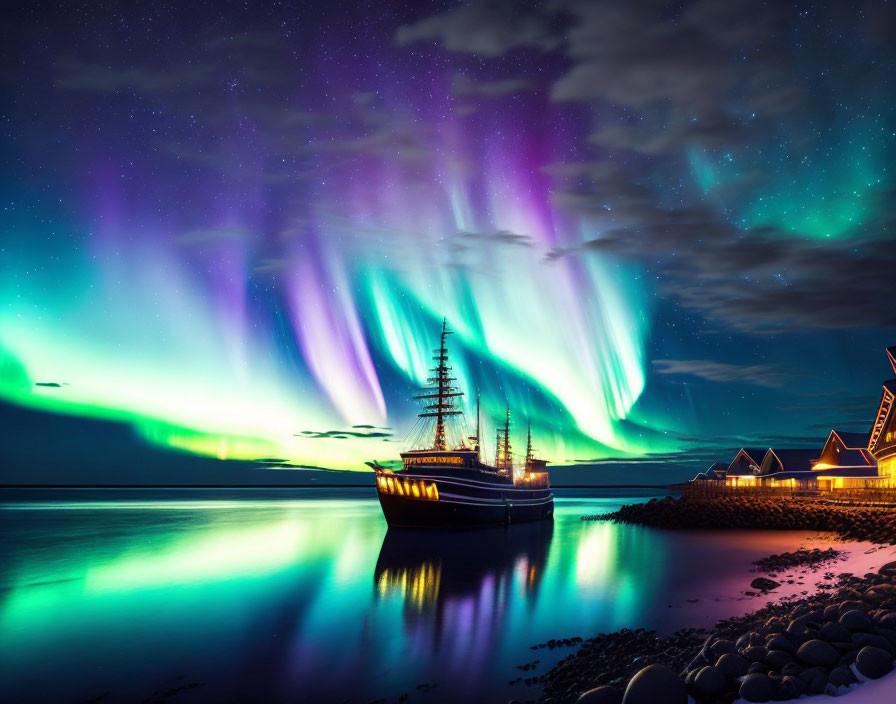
[0,489,830,704]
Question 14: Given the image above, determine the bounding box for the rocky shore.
[751,547,845,574]
[528,496,896,704]
[537,562,896,704]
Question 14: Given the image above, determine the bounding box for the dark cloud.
[451,73,532,97]
[395,1,558,56]
[56,58,213,94]
[297,428,394,440]
[551,0,800,124]
[545,162,896,332]
[398,0,803,156]
[34,382,67,387]
[457,229,533,247]
[652,359,790,388]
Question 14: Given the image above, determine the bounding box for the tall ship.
[368,320,553,528]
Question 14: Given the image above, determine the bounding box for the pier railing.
[679,482,811,500]
[680,481,896,506]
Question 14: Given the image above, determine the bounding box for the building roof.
[692,472,708,481]
[833,430,871,449]
[887,345,896,375]
[760,449,817,475]
[726,448,765,475]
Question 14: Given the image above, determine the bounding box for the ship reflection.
[374,521,554,624]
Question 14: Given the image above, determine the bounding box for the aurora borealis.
[1,1,895,478]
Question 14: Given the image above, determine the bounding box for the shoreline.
[532,496,896,704]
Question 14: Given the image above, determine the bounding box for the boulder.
[781,675,805,696]
[828,665,856,687]
[851,632,893,653]
[621,665,687,704]
[796,667,828,695]
[748,662,769,674]
[839,600,865,614]
[855,646,894,680]
[780,662,803,677]
[577,685,623,704]
[743,646,767,662]
[765,634,794,654]
[879,561,896,577]
[739,673,774,703]
[787,614,814,633]
[716,653,749,678]
[840,609,873,632]
[865,585,896,602]
[796,639,838,668]
[751,577,780,591]
[819,621,851,643]
[765,649,791,669]
[691,666,727,698]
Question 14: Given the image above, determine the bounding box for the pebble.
[691,666,727,698]
[855,645,894,679]
[840,609,873,632]
[621,665,686,704]
[796,639,838,668]
[739,673,773,703]
[576,685,623,704]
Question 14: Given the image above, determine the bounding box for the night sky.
[1,1,895,480]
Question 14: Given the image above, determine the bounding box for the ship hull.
[375,471,553,528]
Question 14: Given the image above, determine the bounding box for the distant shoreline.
[0,483,675,490]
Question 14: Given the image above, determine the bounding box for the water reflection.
[375,522,553,612]
[0,490,839,704]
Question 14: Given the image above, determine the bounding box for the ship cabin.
[520,456,550,488]
[400,448,481,470]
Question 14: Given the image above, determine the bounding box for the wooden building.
[868,345,896,486]
[724,448,764,486]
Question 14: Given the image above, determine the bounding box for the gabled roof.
[726,448,765,475]
[761,449,817,475]
[887,345,896,375]
[742,448,766,462]
[692,472,708,481]
[833,430,871,449]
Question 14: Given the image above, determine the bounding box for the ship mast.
[525,423,533,467]
[468,393,481,459]
[496,406,513,475]
[414,319,463,451]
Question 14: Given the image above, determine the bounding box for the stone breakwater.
[539,564,896,704]
[583,495,896,544]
